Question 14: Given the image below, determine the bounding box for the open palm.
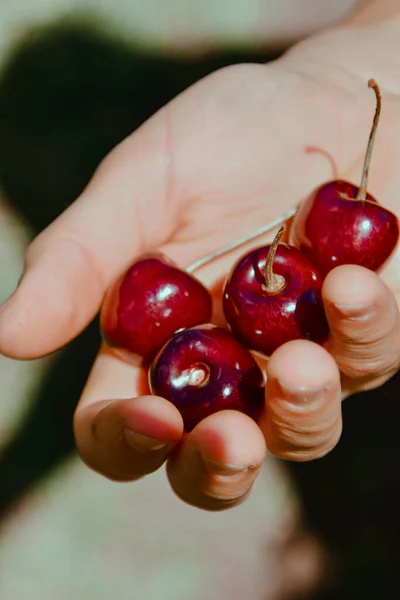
[1,52,399,510]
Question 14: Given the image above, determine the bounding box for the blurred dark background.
[0,21,398,600]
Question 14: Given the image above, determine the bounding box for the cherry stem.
[185,207,297,273]
[356,79,382,202]
[263,225,286,294]
[187,363,210,387]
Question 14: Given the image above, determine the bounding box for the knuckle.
[73,404,143,482]
[266,410,342,461]
[337,346,400,380]
[334,320,393,347]
[166,460,256,511]
[330,321,400,380]
[172,483,252,512]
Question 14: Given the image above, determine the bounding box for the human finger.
[73,344,183,481]
[323,264,400,391]
[0,111,176,359]
[166,410,266,511]
[261,340,342,461]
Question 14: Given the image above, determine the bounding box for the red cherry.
[223,226,329,357]
[291,79,399,277]
[99,210,298,366]
[100,253,212,365]
[149,324,265,431]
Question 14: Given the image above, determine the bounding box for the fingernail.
[200,454,250,476]
[331,302,375,321]
[124,429,168,453]
[277,381,327,408]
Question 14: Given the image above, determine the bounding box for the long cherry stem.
[263,225,286,294]
[185,207,297,273]
[356,79,382,202]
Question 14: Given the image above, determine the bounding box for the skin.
[1,0,400,511]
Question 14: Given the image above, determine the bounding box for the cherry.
[149,324,265,431]
[100,209,297,365]
[100,253,212,364]
[223,226,329,357]
[290,79,399,277]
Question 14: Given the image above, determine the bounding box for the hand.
[1,35,399,511]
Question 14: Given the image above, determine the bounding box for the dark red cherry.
[290,179,399,277]
[223,226,329,357]
[100,253,212,365]
[149,324,265,431]
[291,79,399,277]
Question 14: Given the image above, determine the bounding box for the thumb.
[0,111,176,359]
